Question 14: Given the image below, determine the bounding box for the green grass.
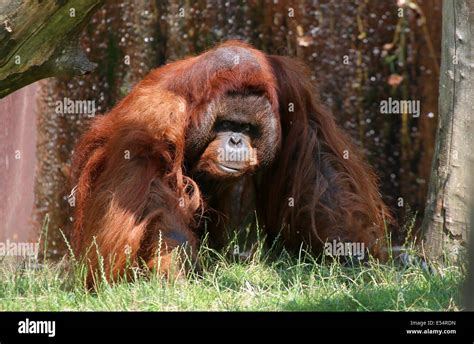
[0,244,464,311]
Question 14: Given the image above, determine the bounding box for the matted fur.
[71,41,392,285]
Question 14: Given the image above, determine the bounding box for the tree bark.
[0,0,104,99]
[466,207,474,310]
[421,0,474,260]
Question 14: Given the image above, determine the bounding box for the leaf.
[388,74,404,86]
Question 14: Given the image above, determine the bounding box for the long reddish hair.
[260,55,391,256]
[71,41,391,284]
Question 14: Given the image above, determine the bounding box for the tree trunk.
[0,0,103,98]
[421,0,474,260]
[466,207,474,310]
